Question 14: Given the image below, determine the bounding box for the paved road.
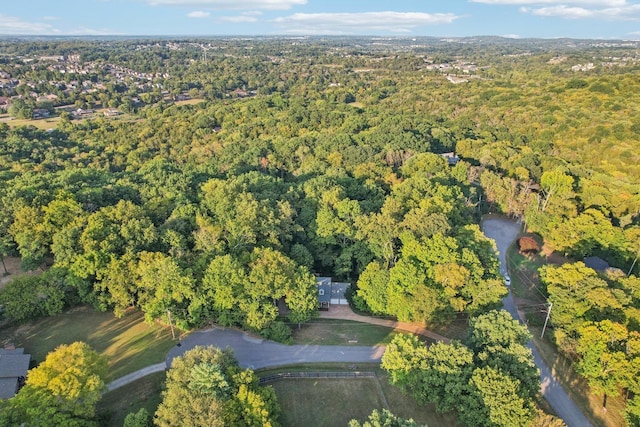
[482,216,592,427]
[165,327,385,370]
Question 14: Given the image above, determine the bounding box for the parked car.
[504,275,511,287]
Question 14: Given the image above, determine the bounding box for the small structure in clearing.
[317,277,350,310]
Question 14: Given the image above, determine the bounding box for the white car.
[504,275,511,287]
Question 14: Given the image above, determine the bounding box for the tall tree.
[0,342,107,426]
[348,409,425,427]
[155,346,279,427]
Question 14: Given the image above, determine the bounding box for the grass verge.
[529,326,626,427]
[2,306,178,380]
[506,243,627,427]
[292,318,403,346]
[98,371,165,427]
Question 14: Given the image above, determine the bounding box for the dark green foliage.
[155,346,280,427]
[348,409,425,427]
[123,408,151,427]
[2,37,640,421]
[0,271,69,322]
[382,310,538,427]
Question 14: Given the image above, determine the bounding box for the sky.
[2,0,640,39]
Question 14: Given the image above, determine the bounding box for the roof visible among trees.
[0,348,31,399]
[583,256,610,272]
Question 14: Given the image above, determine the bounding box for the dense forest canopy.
[1,34,640,425]
[0,35,638,336]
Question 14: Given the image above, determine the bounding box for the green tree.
[541,262,622,352]
[191,254,247,326]
[155,346,279,427]
[123,408,151,427]
[381,334,428,390]
[0,272,66,322]
[418,341,474,412]
[348,409,426,427]
[356,261,390,315]
[9,205,47,270]
[468,310,539,399]
[577,320,630,410]
[0,342,107,426]
[460,366,535,427]
[136,251,194,326]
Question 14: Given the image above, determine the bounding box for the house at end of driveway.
[0,348,31,399]
[317,277,350,310]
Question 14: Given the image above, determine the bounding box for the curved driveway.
[482,216,592,427]
[166,328,385,370]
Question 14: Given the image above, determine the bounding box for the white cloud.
[66,26,122,36]
[187,10,211,18]
[502,33,522,37]
[471,0,627,5]
[521,3,640,19]
[521,5,596,17]
[219,15,258,22]
[145,0,306,10]
[473,0,640,20]
[273,11,459,35]
[42,16,61,21]
[0,14,118,35]
[0,14,60,34]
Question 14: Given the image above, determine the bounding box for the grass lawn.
[292,318,405,346]
[0,115,60,130]
[270,367,459,427]
[98,372,165,427]
[174,98,205,106]
[2,306,178,381]
[506,243,627,427]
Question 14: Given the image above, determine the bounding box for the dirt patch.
[0,256,29,288]
[0,257,49,289]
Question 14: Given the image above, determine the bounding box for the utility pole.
[167,308,176,340]
[541,302,552,339]
[627,252,638,277]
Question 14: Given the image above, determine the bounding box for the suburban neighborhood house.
[317,277,350,310]
[0,348,31,399]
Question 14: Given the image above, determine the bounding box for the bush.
[261,320,293,344]
[0,272,67,322]
[124,408,151,427]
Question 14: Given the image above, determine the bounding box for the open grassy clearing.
[0,115,60,130]
[273,378,385,427]
[1,306,177,381]
[174,98,205,106]
[270,367,459,427]
[506,243,626,427]
[98,371,165,427]
[292,318,405,346]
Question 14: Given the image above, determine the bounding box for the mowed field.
[271,370,459,427]
[2,306,177,381]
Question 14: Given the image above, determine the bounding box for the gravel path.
[105,362,165,391]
